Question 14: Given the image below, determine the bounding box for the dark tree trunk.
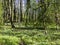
[10,16,15,28]
[14,3,16,22]
[20,0,22,22]
[10,0,15,28]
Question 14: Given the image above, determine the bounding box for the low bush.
[0,35,20,45]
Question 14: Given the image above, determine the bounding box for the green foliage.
[0,30,48,45]
[1,0,60,28]
[0,29,60,45]
[0,1,3,25]
[0,35,20,45]
[0,0,60,45]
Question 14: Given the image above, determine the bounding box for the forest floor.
[0,27,60,45]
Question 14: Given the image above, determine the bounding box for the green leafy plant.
[0,35,20,45]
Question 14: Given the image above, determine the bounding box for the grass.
[0,35,20,45]
[0,28,60,45]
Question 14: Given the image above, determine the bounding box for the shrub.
[0,35,20,45]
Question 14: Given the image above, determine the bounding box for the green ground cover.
[0,29,60,45]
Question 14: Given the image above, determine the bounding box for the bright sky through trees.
[15,0,39,13]
[15,0,26,13]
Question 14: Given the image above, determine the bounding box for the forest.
[0,0,60,45]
